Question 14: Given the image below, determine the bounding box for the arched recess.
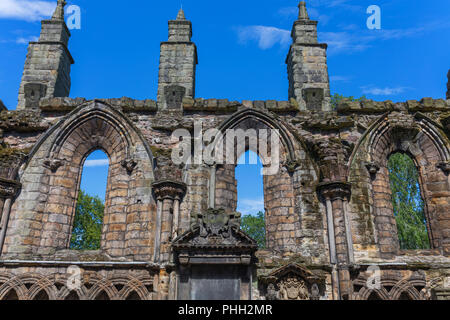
[348,114,450,258]
[202,108,322,255]
[3,101,156,260]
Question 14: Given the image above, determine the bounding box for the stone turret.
[17,0,74,110]
[157,9,198,110]
[286,1,331,111]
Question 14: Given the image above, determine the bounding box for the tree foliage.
[388,153,430,250]
[69,190,104,250]
[241,211,266,249]
[330,93,366,109]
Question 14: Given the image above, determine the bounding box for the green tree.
[69,190,104,250]
[330,93,366,110]
[241,211,266,249]
[388,153,430,250]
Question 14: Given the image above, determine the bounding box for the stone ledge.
[337,98,450,114]
[40,97,86,111]
[0,110,48,132]
[98,97,157,112]
[182,97,300,113]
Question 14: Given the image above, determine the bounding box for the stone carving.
[279,275,309,300]
[121,157,137,174]
[24,83,47,109]
[164,85,186,110]
[189,208,242,245]
[263,264,324,301]
[265,283,279,300]
[283,159,302,173]
[365,161,380,175]
[43,158,64,172]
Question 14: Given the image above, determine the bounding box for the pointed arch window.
[69,150,109,250]
[387,152,430,250]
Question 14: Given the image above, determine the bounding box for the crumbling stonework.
[0,2,449,300]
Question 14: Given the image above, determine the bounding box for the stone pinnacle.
[298,1,309,20]
[177,8,186,20]
[52,0,67,21]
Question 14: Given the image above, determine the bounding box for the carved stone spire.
[177,8,186,20]
[298,1,309,20]
[52,0,67,21]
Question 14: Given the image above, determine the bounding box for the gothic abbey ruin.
[0,1,449,300]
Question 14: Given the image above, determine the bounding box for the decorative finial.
[176,8,186,20]
[52,0,67,21]
[298,1,309,20]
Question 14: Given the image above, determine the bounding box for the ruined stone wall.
[1,95,450,300]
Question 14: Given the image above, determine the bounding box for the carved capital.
[152,180,186,201]
[437,161,450,175]
[317,181,351,201]
[0,177,22,198]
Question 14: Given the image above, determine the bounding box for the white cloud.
[0,0,55,22]
[330,75,351,82]
[16,35,38,44]
[361,86,410,96]
[237,25,291,50]
[84,159,109,167]
[237,198,264,216]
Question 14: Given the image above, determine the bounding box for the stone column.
[152,180,186,263]
[317,181,353,299]
[0,178,22,256]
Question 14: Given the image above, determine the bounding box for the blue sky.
[0,0,449,214]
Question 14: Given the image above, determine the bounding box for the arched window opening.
[125,291,141,300]
[65,291,80,300]
[69,150,109,251]
[95,290,110,300]
[387,153,430,250]
[398,292,413,300]
[367,291,383,300]
[3,289,19,300]
[33,290,49,300]
[235,150,266,248]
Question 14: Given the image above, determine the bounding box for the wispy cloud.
[361,86,411,96]
[16,35,38,44]
[330,75,351,82]
[0,0,55,22]
[236,25,290,50]
[84,159,109,167]
[237,198,264,216]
